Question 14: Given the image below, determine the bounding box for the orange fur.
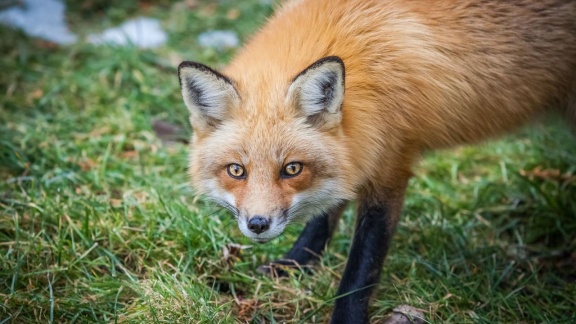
[186,0,576,235]
[181,0,576,319]
[219,0,576,192]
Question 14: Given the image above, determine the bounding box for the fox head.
[178,56,354,242]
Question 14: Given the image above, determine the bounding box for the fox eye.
[281,162,303,178]
[227,163,246,179]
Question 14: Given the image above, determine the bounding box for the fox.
[177,0,576,322]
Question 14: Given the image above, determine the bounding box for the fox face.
[179,57,354,242]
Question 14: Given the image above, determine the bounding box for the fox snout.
[238,214,287,243]
[246,216,269,234]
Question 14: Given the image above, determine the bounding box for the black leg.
[259,205,343,276]
[330,184,407,324]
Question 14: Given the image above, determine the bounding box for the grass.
[1,1,575,323]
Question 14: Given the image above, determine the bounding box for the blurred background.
[0,0,575,322]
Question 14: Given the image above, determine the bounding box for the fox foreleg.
[331,180,408,323]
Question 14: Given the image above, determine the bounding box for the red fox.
[178,0,576,322]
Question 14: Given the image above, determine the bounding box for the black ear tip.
[316,56,345,71]
[178,61,192,80]
[292,56,346,83]
[323,56,344,65]
[177,61,234,86]
[178,61,201,74]
[178,61,192,68]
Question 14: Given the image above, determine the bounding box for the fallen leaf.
[227,8,240,20]
[519,166,574,182]
[31,89,43,99]
[110,199,122,207]
[236,297,258,321]
[120,150,138,160]
[76,157,97,171]
[383,305,426,324]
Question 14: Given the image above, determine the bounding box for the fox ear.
[286,56,345,129]
[178,61,239,133]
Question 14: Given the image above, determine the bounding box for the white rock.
[88,17,167,49]
[197,30,239,50]
[0,0,77,45]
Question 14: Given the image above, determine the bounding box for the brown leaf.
[120,150,138,160]
[226,8,240,20]
[519,165,574,182]
[236,297,258,321]
[31,89,43,99]
[110,199,122,207]
[77,157,97,171]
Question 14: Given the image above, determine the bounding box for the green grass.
[1,1,575,323]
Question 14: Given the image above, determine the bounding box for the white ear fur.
[286,56,345,128]
[178,61,239,133]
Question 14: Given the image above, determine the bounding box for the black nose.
[247,216,270,234]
